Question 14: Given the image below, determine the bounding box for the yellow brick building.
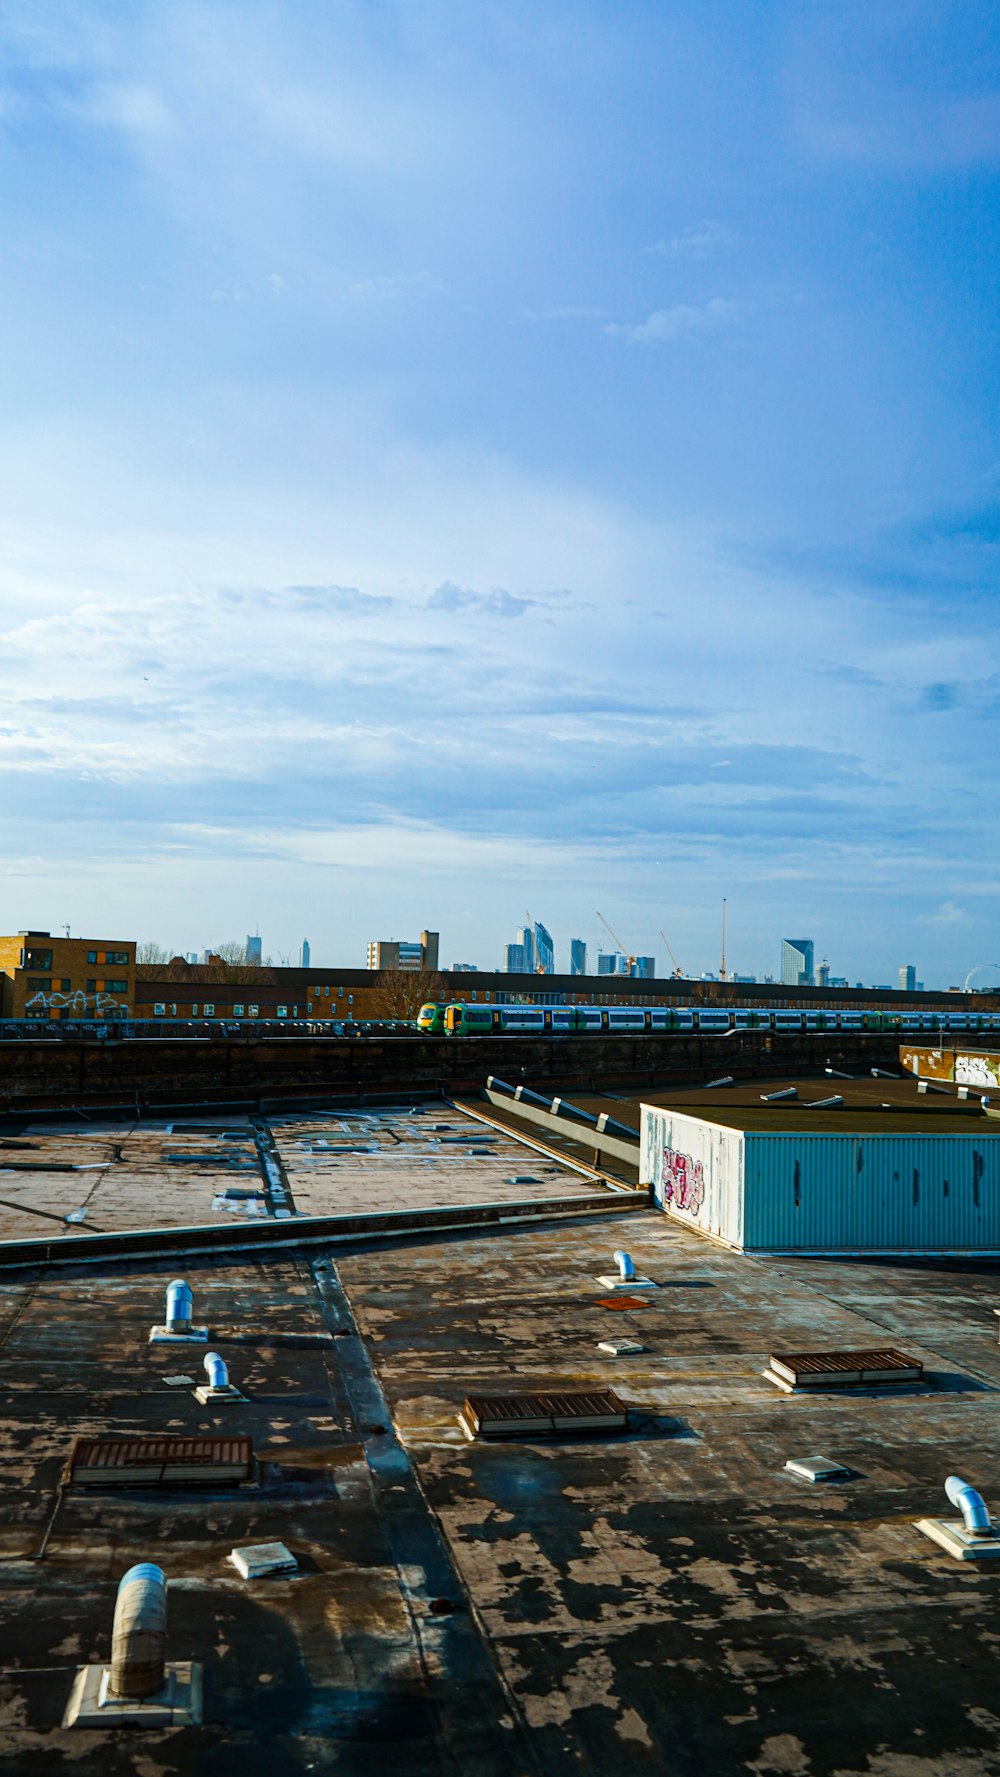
[0,931,136,1020]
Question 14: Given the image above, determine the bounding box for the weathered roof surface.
[7,1129,1000,1772]
[0,1101,597,1244]
[339,1209,1000,1775]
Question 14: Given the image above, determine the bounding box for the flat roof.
[0,1101,595,1245]
[5,1146,1000,1767]
[640,1072,1000,1135]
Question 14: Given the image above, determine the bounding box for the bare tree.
[367,969,446,1020]
[205,941,274,985]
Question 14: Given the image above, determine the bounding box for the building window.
[191,1004,199,1017]
[60,978,71,991]
[153,1003,165,1016]
[277,1005,287,1017]
[86,980,96,993]
[104,951,129,966]
[87,950,98,965]
[248,1004,259,1017]
[204,1003,215,1016]
[24,949,52,970]
[233,1004,244,1017]
[338,986,343,997]
[348,995,353,1006]
[26,978,52,991]
[104,979,128,993]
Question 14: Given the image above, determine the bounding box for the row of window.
[24,978,128,995]
[22,948,131,970]
[150,998,355,1017]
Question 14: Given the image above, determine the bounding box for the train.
[417,1000,996,1037]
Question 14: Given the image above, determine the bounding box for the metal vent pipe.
[945,1474,991,1536]
[109,1563,167,1698]
[204,1352,229,1389]
[613,1250,636,1281]
[165,1279,192,1331]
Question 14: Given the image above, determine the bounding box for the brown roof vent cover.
[460,1389,627,1439]
[70,1434,253,1487]
[766,1348,923,1392]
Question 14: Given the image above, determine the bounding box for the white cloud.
[646,221,739,258]
[605,296,741,345]
[347,271,443,302]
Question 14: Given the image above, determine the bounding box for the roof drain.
[63,1563,203,1727]
[149,1280,208,1344]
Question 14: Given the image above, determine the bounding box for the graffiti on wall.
[662,1146,705,1214]
[956,1053,1000,1089]
[25,990,125,1017]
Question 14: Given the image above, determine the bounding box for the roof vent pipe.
[109,1563,167,1699]
[613,1250,636,1282]
[945,1475,991,1536]
[703,1076,734,1089]
[204,1352,229,1390]
[761,1087,798,1102]
[807,1095,844,1109]
[165,1280,192,1332]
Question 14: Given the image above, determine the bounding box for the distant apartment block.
[516,925,535,971]
[570,938,587,976]
[899,964,917,992]
[503,942,526,973]
[0,930,135,1019]
[367,930,439,972]
[781,938,815,987]
[598,952,655,979]
[451,963,478,972]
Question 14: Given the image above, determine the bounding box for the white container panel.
[641,1108,745,1247]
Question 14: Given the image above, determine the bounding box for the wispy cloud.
[605,296,740,345]
[347,271,443,302]
[427,582,541,618]
[646,221,739,258]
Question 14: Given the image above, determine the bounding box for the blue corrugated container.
[641,1106,1000,1254]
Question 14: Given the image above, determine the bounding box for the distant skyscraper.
[246,934,262,964]
[899,964,916,992]
[818,960,830,988]
[632,955,654,978]
[570,938,587,976]
[781,938,814,986]
[300,939,310,969]
[534,921,554,975]
[503,941,526,972]
[516,925,535,971]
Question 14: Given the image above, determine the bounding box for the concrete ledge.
[64,1661,202,1727]
[0,1191,651,1272]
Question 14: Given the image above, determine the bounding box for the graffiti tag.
[662,1146,705,1214]
[26,990,124,1016]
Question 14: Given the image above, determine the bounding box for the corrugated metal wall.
[641,1108,745,1247]
[743,1131,1000,1252]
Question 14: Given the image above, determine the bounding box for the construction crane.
[659,929,684,979]
[596,911,628,957]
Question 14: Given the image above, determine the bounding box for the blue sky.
[1,1,999,985]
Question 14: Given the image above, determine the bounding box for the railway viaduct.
[0,1028,904,1118]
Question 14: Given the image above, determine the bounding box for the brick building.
[0,931,135,1019]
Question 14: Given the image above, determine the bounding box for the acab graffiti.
[25,989,124,1017]
[662,1145,705,1214]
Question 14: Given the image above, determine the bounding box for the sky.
[1,1,999,987]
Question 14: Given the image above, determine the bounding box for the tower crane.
[596,911,629,957]
[659,929,684,979]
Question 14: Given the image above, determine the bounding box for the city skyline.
[0,5,998,988]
